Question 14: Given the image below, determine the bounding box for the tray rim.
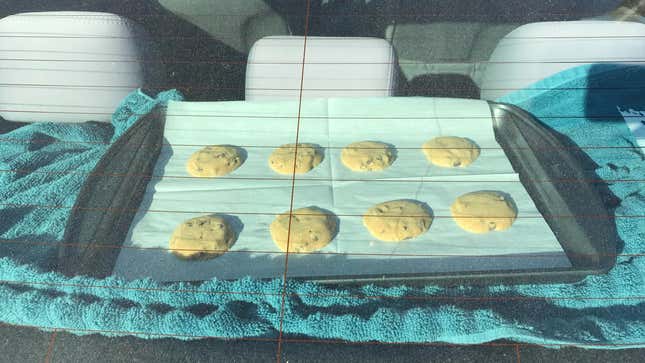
[58,101,618,286]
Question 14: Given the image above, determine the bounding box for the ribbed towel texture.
[0,65,642,348]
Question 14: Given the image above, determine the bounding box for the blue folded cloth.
[0,65,642,348]
[0,89,184,268]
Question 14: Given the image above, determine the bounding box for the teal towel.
[0,65,643,348]
[0,89,184,268]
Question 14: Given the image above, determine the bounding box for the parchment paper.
[113,98,571,281]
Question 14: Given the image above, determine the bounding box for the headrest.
[0,12,157,123]
[480,21,645,100]
[245,36,400,101]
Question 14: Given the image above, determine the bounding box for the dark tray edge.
[58,102,618,287]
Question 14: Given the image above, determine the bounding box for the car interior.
[0,1,641,110]
[0,0,644,357]
[0,0,644,280]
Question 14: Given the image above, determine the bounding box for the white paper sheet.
[113,98,571,281]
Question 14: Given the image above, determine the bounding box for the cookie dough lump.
[450,191,517,233]
[186,145,244,177]
[363,200,433,242]
[269,143,323,174]
[341,141,395,172]
[169,215,238,259]
[423,136,480,168]
[270,207,337,252]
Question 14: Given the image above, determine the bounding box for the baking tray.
[0,118,28,134]
[57,109,166,277]
[57,102,619,286]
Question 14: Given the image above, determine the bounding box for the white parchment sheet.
[113,98,571,281]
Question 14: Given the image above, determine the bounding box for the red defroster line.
[276,2,312,361]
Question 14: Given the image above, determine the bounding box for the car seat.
[382,0,635,99]
[480,20,645,100]
[0,11,160,123]
[157,0,290,54]
[387,22,521,93]
[245,36,401,100]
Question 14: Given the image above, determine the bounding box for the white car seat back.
[480,21,645,100]
[245,36,400,101]
[387,22,521,89]
[0,12,157,123]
